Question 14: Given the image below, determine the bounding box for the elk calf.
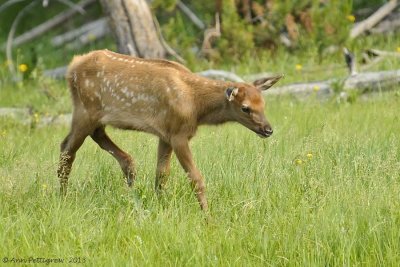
[58,50,282,210]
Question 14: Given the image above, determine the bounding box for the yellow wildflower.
[34,113,40,123]
[295,64,303,71]
[397,47,400,53]
[347,15,355,23]
[42,184,48,190]
[307,153,313,159]
[313,85,320,92]
[295,159,303,165]
[18,63,28,73]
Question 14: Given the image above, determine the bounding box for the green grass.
[1,2,400,265]
[1,90,400,266]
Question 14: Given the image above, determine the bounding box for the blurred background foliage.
[0,0,397,77]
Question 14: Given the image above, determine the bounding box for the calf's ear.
[253,74,284,91]
[225,87,239,101]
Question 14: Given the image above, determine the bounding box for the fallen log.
[343,69,400,92]
[196,69,244,82]
[43,66,68,79]
[42,64,400,100]
[264,81,333,100]
[0,108,72,127]
[0,107,31,125]
[265,69,400,99]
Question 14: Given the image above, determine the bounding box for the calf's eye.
[241,106,251,113]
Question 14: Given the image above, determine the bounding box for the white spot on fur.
[85,79,90,87]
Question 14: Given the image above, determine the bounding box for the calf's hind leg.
[58,128,90,195]
[90,127,136,186]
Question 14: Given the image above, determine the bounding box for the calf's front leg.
[155,139,173,192]
[171,137,208,211]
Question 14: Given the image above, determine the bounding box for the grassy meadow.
[1,87,400,265]
[1,1,400,265]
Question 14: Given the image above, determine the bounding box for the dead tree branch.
[366,48,400,58]
[152,14,186,63]
[370,11,400,34]
[6,0,38,81]
[0,0,27,14]
[64,25,109,50]
[51,18,108,47]
[55,0,86,14]
[343,47,357,76]
[177,1,205,30]
[9,0,96,48]
[202,13,221,56]
[350,0,398,38]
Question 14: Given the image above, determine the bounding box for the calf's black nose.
[263,125,273,136]
[265,128,273,135]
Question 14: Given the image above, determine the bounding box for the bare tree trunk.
[99,0,166,58]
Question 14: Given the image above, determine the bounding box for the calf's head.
[225,75,282,138]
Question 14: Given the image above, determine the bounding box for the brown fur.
[58,49,282,210]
